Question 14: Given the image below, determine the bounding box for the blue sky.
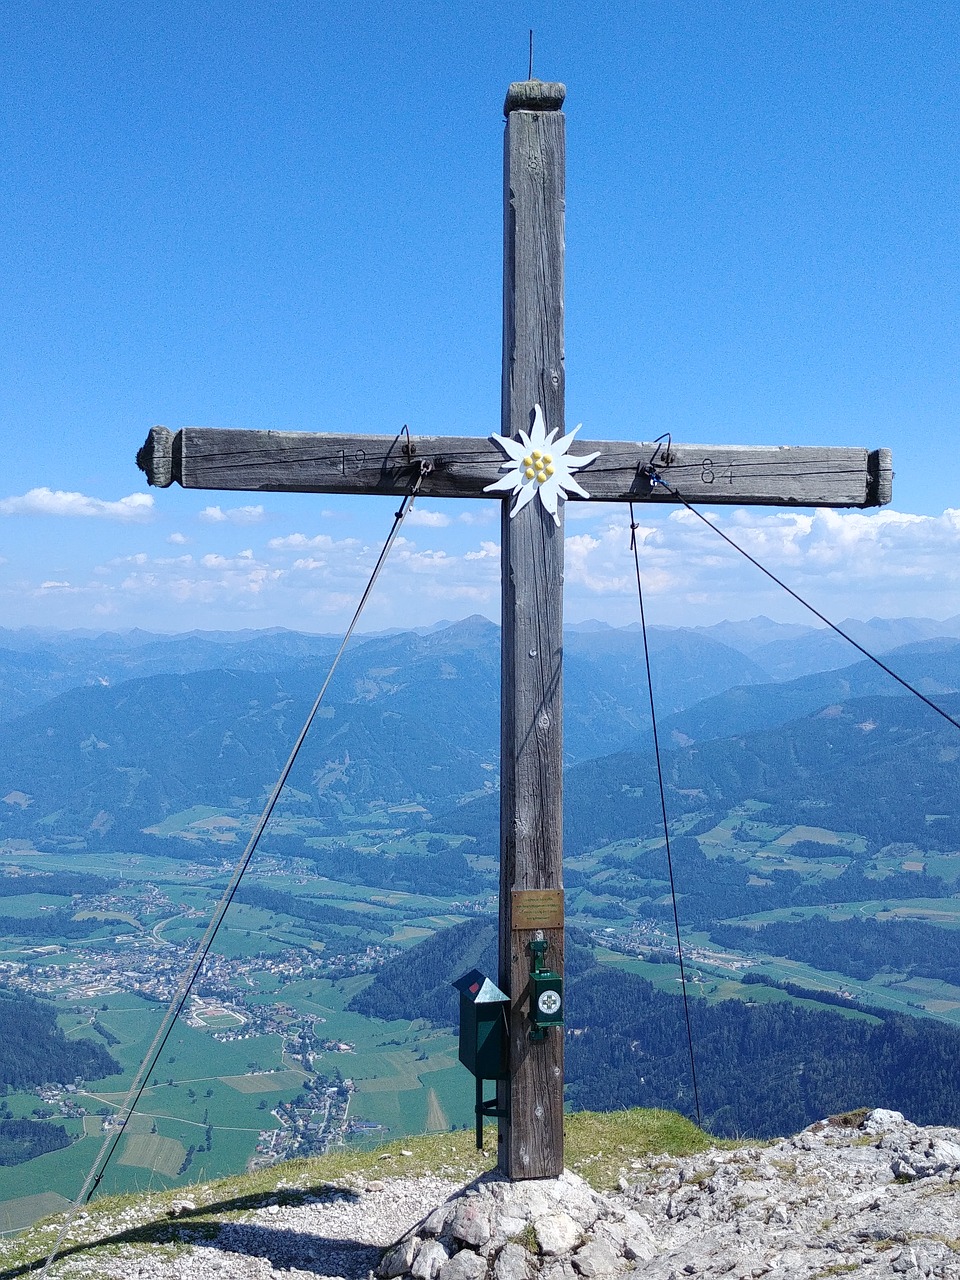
[2,1,960,633]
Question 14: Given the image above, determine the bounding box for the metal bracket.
[475,1079,508,1149]
[651,432,675,467]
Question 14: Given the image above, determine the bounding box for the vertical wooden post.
[498,79,566,1180]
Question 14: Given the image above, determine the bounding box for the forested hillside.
[349,918,960,1138]
[561,692,960,854]
[583,836,947,929]
[347,918,596,1025]
[712,915,960,984]
[566,967,960,1137]
[0,620,774,847]
[0,989,120,1089]
[634,639,960,751]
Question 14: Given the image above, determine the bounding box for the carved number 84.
[700,459,734,484]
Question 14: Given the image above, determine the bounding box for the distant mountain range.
[441,684,960,857]
[684,614,960,680]
[0,617,772,848]
[2,617,960,863]
[5,613,960,723]
[636,638,960,751]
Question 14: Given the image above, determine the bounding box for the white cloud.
[116,546,283,605]
[200,552,256,569]
[199,504,265,524]
[72,526,502,627]
[0,489,155,521]
[14,501,960,633]
[561,505,960,625]
[167,532,189,545]
[464,541,500,561]
[268,533,341,550]
[405,508,451,528]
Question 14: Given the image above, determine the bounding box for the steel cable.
[643,466,960,733]
[628,503,703,1129]
[41,464,430,1277]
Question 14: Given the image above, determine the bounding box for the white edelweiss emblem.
[483,405,601,526]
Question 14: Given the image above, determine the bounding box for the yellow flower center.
[523,456,532,468]
[543,454,552,465]
[546,464,555,476]
[532,450,542,461]
[525,467,536,479]
[536,470,547,483]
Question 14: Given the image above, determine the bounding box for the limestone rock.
[571,1240,623,1278]
[379,1234,422,1278]
[493,1242,533,1280]
[413,1239,450,1280]
[373,1168,639,1280]
[594,1210,656,1263]
[370,1108,960,1280]
[423,1206,453,1237]
[533,1214,582,1257]
[437,1249,488,1280]
[539,1261,577,1280]
[451,1197,492,1248]
[863,1108,907,1135]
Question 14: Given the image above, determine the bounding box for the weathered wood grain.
[137,425,892,508]
[870,447,894,506]
[136,426,177,489]
[497,83,566,1181]
[503,79,566,115]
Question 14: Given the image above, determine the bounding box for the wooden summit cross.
[137,79,892,1180]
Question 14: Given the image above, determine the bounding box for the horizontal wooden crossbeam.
[137,426,892,508]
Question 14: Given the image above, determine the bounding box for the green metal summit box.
[452,968,510,1081]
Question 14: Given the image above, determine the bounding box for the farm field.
[0,841,485,1231]
[2,769,960,1232]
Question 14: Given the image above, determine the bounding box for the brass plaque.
[511,889,564,930]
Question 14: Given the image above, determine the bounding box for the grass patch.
[220,1070,304,1094]
[0,1107,727,1274]
[510,1224,538,1252]
[73,911,139,926]
[144,806,234,836]
[564,1108,739,1190]
[0,1192,72,1234]
[828,1108,870,1129]
[119,1134,187,1177]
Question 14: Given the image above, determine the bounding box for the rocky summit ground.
[9,1108,960,1280]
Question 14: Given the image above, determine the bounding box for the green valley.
[1,619,960,1230]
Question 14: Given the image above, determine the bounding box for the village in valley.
[0,839,483,1231]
